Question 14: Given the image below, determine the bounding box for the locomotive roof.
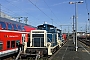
[57,29,61,31]
[37,24,56,28]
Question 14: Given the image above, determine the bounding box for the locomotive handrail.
[47,37,55,43]
[47,37,51,42]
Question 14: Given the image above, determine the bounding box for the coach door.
[27,34,30,47]
[22,34,25,43]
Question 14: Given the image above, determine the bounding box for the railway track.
[0,51,49,60]
[79,39,90,47]
[0,53,17,60]
[0,42,67,60]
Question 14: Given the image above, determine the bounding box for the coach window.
[7,41,10,49]
[0,41,3,50]
[0,21,6,29]
[12,24,18,31]
[7,23,12,30]
[18,25,22,31]
[16,40,20,47]
[11,41,15,48]
[23,28,25,31]
[22,26,25,31]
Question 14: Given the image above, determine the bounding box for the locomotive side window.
[7,41,10,48]
[12,24,18,31]
[11,41,15,48]
[7,23,12,30]
[0,42,3,50]
[16,40,20,47]
[0,21,6,29]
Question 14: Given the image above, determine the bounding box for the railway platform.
[49,39,90,60]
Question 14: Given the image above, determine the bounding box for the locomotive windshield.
[32,34,44,47]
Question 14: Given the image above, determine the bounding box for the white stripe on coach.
[0,30,29,33]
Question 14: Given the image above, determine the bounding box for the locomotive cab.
[24,30,50,57]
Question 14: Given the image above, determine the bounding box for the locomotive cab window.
[0,42,3,50]
[32,34,44,47]
[7,41,10,49]
[11,41,15,48]
[0,21,6,29]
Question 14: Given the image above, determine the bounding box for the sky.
[0,0,90,33]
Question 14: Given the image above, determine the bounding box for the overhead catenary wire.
[43,0,60,26]
[5,0,40,21]
[43,0,59,21]
[28,0,52,20]
[0,4,19,16]
[5,0,29,15]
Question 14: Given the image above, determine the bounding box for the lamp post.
[69,1,83,51]
[71,15,75,45]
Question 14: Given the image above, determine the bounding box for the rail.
[15,51,22,60]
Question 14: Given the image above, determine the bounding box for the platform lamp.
[69,1,84,51]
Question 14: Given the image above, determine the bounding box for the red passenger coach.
[62,34,67,41]
[24,25,36,32]
[0,17,36,58]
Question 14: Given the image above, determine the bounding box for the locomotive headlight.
[47,43,50,47]
[47,42,51,47]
